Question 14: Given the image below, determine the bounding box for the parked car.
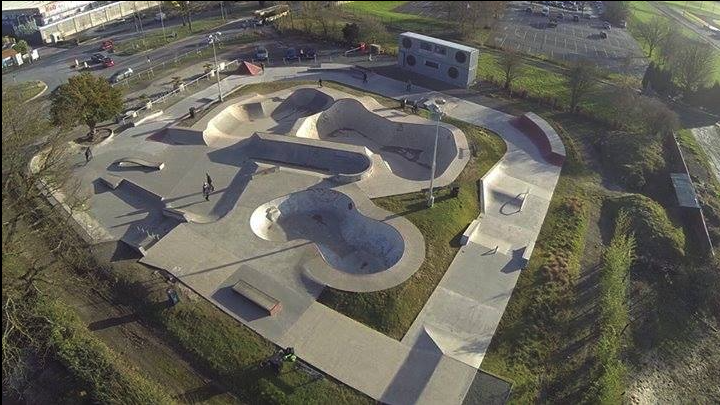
[154,12,166,22]
[573,14,580,22]
[557,12,564,19]
[300,47,316,59]
[526,7,533,13]
[91,53,106,64]
[548,19,558,28]
[599,31,608,39]
[254,46,268,61]
[542,6,550,16]
[110,67,133,83]
[102,57,115,68]
[284,48,297,60]
[603,21,611,29]
[100,40,114,51]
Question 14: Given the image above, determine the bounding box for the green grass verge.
[341,1,449,32]
[32,297,174,404]
[661,1,720,20]
[2,80,46,102]
[319,117,506,339]
[115,17,227,56]
[587,212,635,403]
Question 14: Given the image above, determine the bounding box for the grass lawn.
[319,117,507,339]
[628,1,720,83]
[115,17,227,56]
[341,1,449,32]
[661,1,720,20]
[2,80,47,102]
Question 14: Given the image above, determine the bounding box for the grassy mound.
[598,131,665,191]
[608,194,685,263]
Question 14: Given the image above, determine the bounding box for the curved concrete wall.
[250,188,404,274]
[302,98,459,180]
[246,133,372,180]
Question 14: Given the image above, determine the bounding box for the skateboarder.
[406,79,412,92]
[205,172,214,192]
[318,78,323,87]
[84,146,93,163]
[202,182,211,201]
[260,62,265,73]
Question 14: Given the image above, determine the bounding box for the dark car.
[300,47,316,59]
[103,57,114,68]
[254,46,268,61]
[599,31,608,39]
[91,53,106,64]
[573,14,580,22]
[548,19,558,28]
[285,48,297,60]
[526,7,533,13]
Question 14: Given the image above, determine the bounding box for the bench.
[512,112,566,166]
[232,279,282,316]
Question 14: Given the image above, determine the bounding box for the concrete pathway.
[69,64,563,404]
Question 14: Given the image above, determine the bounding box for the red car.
[103,57,115,68]
[100,40,114,51]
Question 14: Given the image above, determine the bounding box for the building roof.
[670,173,700,208]
[400,32,479,53]
[2,48,18,59]
[2,1,49,12]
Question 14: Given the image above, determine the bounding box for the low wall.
[512,112,566,166]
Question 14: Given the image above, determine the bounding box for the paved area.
[491,2,646,74]
[52,64,563,404]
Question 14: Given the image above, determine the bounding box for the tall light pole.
[208,32,223,102]
[427,98,446,208]
[159,2,166,43]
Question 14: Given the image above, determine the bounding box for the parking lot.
[488,2,647,74]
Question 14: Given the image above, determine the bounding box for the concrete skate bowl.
[296,98,460,181]
[203,88,334,144]
[250,187,424,291]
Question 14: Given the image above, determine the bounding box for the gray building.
[397,32,479,88]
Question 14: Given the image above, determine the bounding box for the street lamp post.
[208,32,223,102]
[159,2,166,43]
[427,98,446,208]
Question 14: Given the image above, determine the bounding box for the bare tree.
[498,47,524,89]
[567,59,598,111]
[671,40,717,92]
[634,16,673,58]
[446,1,507,40]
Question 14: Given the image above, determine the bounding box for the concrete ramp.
[114,157,165,170]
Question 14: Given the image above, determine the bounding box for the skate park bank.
[39,64,565,404]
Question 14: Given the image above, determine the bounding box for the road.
[4,12,256,92]
[652,2,720,51]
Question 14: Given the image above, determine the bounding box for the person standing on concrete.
[202,182,211,201]
[318,78,323,87]
[206,172,214,192]
[362,72,368,84]
[406,79,412,92]
[260,62,265,73]
[84,146,93,163]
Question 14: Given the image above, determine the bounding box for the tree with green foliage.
[498,47,524,90]
[342,22,360,45]
[13,39,30,55]
[50,72,123,137]
[567,59,597,111]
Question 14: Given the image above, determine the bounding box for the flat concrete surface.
[56,63,564,404]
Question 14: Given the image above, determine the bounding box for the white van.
[541,6,550,16]
[154,12,166,22]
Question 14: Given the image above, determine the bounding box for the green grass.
[661,1,720,20]
[341,1,448,31]
[628,1,720,83]
[2,80,46,102]
[115,17,228,56]
[319,117,506,339]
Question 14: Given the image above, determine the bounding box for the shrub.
[599,131,665,190]
[609,194,685,262]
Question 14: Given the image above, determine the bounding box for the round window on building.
[406,55,416,66]
[448,66,459,79]
[455,51,467,64]
[402,37,412,49]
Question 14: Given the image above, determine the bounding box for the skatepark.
[47,65,564,404]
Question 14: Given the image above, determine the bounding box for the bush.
[609,194,685,262]
[599,131,665,190]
